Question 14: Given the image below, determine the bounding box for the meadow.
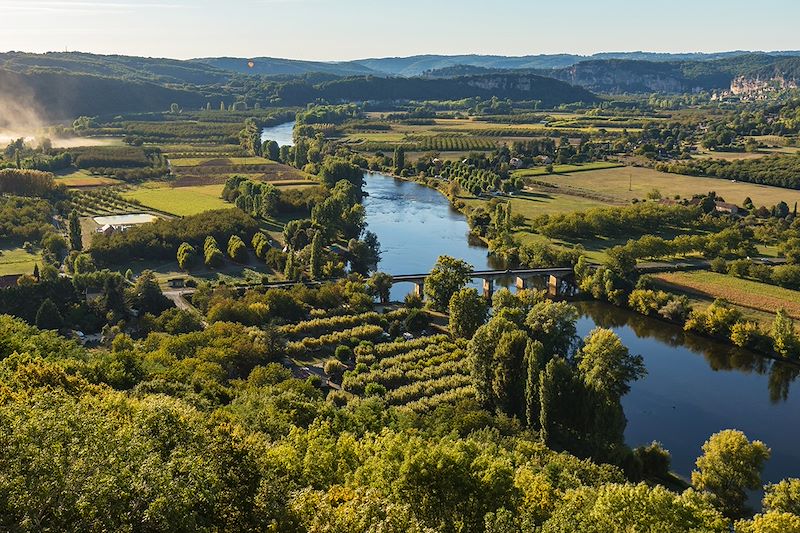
[122,184,232,216]
[512,161,623,177]
[0,247,41,276]
[533,165,800,206]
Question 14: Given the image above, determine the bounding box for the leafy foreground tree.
[692,429,771,518]
[0,304,793,532]
[448,287,488,339]
[424,255,473,312]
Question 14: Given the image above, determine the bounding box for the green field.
[534,165,800,206]
[123,184,232,216]
[513,162,623,177]
[0,247,41,276]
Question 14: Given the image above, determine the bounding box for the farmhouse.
[714,201,742,215]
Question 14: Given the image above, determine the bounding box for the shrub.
[323,358,346,380]
[364,382,387,397]
[335,344,354,362]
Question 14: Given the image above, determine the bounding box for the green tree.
[177,242,197,270]
[448,288,488,339]
[35,298,62,330]
[309,232,323,279]
[263,140,280,161]
[204,237,224,268]
[367,272,393,304]
[73,253,96,274]
[577,327,646,400]
[227,235,248,263]
[424,255,473,312]
[763,478,800,515]
[524,300,578,360]
[524,340,545,427]
[770,309,799,358]
[541,483,727,532]
[68,210,82,251]
[692,429,771,518]
[394,146,405,174]
[129,270,170,315]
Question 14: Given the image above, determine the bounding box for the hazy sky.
[1,0,798,60]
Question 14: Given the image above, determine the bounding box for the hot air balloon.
[247,60,255,69]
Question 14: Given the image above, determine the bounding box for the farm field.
[653,271,800,320]
[513,161,623,177]
[122,184,232,216]
[340,334,476,412]
[54,169,122,187]
[168,156,273,167]
[0,247,41,276]
[534,165,800,206]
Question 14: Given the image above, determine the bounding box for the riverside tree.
[692,429,771,518]
[424,255,473,312]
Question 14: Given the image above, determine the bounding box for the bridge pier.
[412,280,424,299]
[482,278,494,299]
[516,276,532,290]
[548,274,561,296]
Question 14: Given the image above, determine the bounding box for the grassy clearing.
[128,257,276,288]
[534,166,800,206]
[513,162,623,177]
[0,247,41,276]
[123,184,232,216]
[653,271,800,320]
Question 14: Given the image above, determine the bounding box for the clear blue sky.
[2,0,798,60]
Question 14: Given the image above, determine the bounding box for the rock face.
[730,75,798,97]
[541,60,717,94]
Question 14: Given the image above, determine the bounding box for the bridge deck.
[391,267,573,282]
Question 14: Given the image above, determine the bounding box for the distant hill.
[280,73,598,107]
[196,51,800,78]
[0,68,207,120]
[196,56,379,77]
[0,51,229,86]
[420,54,800,94]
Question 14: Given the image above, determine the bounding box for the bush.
[657,297,691,322]
[323,358,346,380]
[404,308,430,333]
[633,441,671,479]
[730,321,766,351]
[335,344,354,362]
[709,257,728,273]
[404,292,423,309]
[364,382,387,397]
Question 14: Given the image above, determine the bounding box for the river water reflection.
[363,171,800,483]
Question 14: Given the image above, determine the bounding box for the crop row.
[398,385,476,412]
[278,309,408,338]
[386,373,473,406]
[375,343,459,369]
[373,334,451,357]
[286,324,385,353]
[342,353,468,395]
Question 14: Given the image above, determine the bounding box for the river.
[362,171,800,485]
[260,121,295,148]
